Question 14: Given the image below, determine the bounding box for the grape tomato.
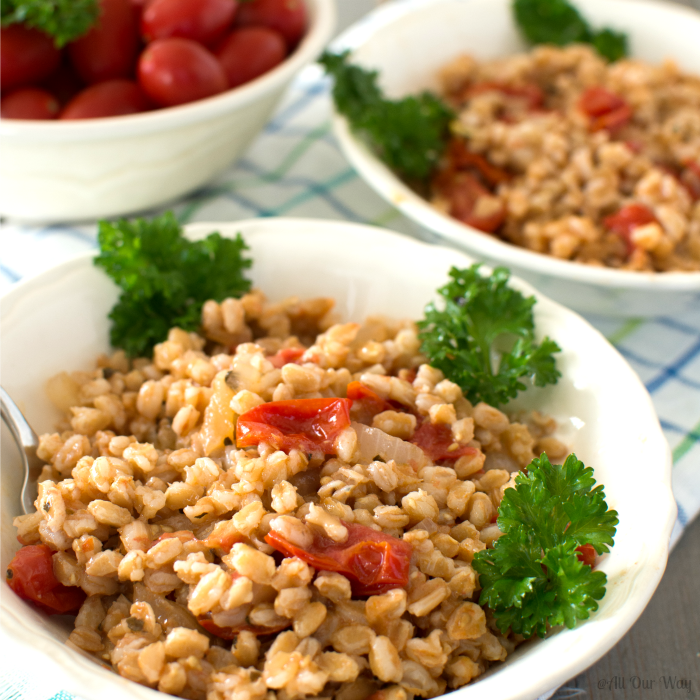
[138,38,227,107]
[1,25,61,91]
[1,88,60,120]
[68,0,139,84]
[60,80,150,119]
[142,0,239,45]
[235,0,307,49]
[216,27,287,88]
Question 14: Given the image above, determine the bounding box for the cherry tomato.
[267,346,305,369]
[346,380,394,424]
[446,139,511,187]
[138,37,227,106]
[1,88,60,120]
[235,0,306,50]
[215,27,286,88]
[604,203,657,254]
[578,86,632,132]
[236,397,352,454]
[69,0,139,84]
[1,25,61,92]
[438,172,506,233]
[410,420,477,462]
[6,544,86,615]
[60,79,150,119]
[575,544,597,567]
[266,521,413,596]
[142,0,238,45]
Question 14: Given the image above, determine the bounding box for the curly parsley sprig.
[473,453,619,638]
[1,0,99,47]
[418,265,560,407]
[95,212,252,358]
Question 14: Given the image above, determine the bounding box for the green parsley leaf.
[417,265,560,406]
[319,50,455,183]
[95,212,252,358]
[473,453,618,638]
[512,0,628,62]
[1,0,99,47]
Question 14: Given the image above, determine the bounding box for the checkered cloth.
[1,64,699,700]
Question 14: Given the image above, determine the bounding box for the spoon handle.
[1,387,43,515]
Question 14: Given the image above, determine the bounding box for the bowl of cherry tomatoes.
[0,0,335,222]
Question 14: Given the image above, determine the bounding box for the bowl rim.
[0,0,336,141]
[327,0,700,293]
[0,217,676,700]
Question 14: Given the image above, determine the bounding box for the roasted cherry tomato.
[235,0,306,50]
[266,521,412,596]
[437,172,506,233]
[346,380,394,424]
[1,25,61,92]
[410,421,477,462]
[138,37,227,107]
[267,346,305,369]
[445,138,511,187]
[60,79,150,119]
[578,86,632,132]
[216,27,286,89]
[603,203,657,254]
[1,88,60,120]
[6,544,86,615]
[236,397,352,454]
[575,544,597,567]
[142,0,239,45]
[69,0,139,84]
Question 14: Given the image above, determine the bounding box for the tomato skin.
[1,88,60,120]
[235,0,307,50]
[69,0,139,84]
[236,398,352,454]
[346,380,394,424]
[575,544,597,567]
[265,521,412,596]
[438,172,506,233]
[216,27,286,89]
[142,0,238,45]
[604,203,657,254]
[446,139,511,187]
[578,86,632,132]
[137,37,227,106]
[410,421,477,462]
[60,79,150,119]
[1,25,61,92]
[267,346,305,369]
[6,544,86,615]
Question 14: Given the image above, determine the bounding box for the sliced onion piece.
[352,421,429,469]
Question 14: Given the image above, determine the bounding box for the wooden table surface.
[333,2,700,698]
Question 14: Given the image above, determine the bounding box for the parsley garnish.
[319,50,454,183]
[95,212,252,358]
[1,0,99,47]
[418,265,560,407]
[513,0,628,62]
[473,453,618,638]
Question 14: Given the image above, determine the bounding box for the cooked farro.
[10,290,568,700]
[434,44,700,271]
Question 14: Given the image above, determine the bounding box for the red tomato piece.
[410,421,477,462]
[60,79,150,119]
[0,25,61,92]
[346,380,394,424]
[142,0,238,45]
[216,27,287,89]
[575,544,597,568]
[578,86,632,132]
[439,172,506,233]
[68,0,139,84]
[266,521,412,596]
[235,0,307,50]
[267,346,305,369]
[1,88,60,120]
[138,37,227,106]
[236,398,352,454]
[604,203,657,254]
[6,544,86,615]
[446,139,511,187]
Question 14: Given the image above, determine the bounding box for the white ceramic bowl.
[0,0,335,224]
[329,0,700,318]
[0,219,674,700]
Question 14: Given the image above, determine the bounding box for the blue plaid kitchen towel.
[1,64,699,700]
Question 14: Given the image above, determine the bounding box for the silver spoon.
[1,387,43,515]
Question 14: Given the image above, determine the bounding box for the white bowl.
[329,0,700,317]
[0,0,335,224]
[0,218,674,700]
